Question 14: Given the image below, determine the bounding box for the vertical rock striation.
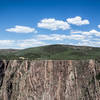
[0,60,100,100]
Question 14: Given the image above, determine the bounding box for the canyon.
[0,60,100,100]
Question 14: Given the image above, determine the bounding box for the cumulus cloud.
[36,34,85,41]
[37,18,70,30]
[0,40,15,46]
[70,30,82,34]
[67,34,85,40]
[82,30,100,36]
[71,29,100,36]
[0,33,100,48]
[0,40,16,49]
[17,39,46,48]
[0,39,46,49]
[6,25,37,33]
[98,25,100,28]
[67,16,90,26]
[36,34,68,41]
[78,40,100,47]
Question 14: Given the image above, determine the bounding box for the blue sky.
[0,0,100,49]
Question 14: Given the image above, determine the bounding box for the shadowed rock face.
[0,60,100,100]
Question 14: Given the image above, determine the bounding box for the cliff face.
[0,60,100,100]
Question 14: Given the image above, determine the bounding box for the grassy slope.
[0,44,100,60]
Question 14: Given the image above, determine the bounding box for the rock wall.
[0,60,100,100]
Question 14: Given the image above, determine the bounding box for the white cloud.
[0,39,46,49]
[0,40,16,49]
[6,25,37,33]
[67,34,85,40]
[35,34,98,47]
[71,29,100,36]
[17,39,46,48]
[36,34,85,41]
[82,30,100,36]
[98,25,100,28]
[78,40,100,47]
[37,18,70,30]
[67,16,90,26]
[70,29,100,47]
[0,40,15,46]
[0,33,100,49]
[70,30,82,34]
[36,34,68,41]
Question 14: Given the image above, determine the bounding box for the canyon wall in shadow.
[0,60,100,100]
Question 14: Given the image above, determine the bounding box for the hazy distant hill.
[0,44,100,60]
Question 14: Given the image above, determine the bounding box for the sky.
[0,0,100,49]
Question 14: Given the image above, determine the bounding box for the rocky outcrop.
[0,60,100,100]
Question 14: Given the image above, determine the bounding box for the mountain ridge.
[0,44,100,60]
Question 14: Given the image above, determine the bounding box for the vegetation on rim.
[0,44,100,60]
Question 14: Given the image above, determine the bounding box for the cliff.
[0,60,100,100]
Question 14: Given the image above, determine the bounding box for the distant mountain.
[0,44,100,60]
[0,49,19,54]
